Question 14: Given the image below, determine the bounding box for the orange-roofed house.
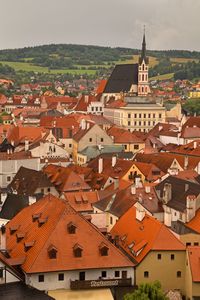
[185,246,200,299]
[107,126,145,153]
[1,194,134,291]
[111,206,186,294]
[43,164,91,193]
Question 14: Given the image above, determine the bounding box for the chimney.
[194,141,197,149]
[184,156,189,170]
[185,183,189,192]
[0,225,6,252]
[135,176,141,188]
[131,184,136,195]
[98,157,103,174]
[86,122,90,130]
[145,185,151,194]
[25,139,29,151]
[163,183,172,204]
[80,119,86,130]
[112,155,117,167]
[186,195,196,222]
[113,177,119,190]
[85,95,89,103]
[135,202,145,222]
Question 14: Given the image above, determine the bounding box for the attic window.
[16,232,25,243]
[48,246,58,259]
[38,217,48,227]
[32,213,42,222]
[73,244,83,257]
[75,195,82,204]
[10,225,19,235]
[99,242,109,256]
[82,195,88,203]
[67,222,77,234]
[24,241,35,252]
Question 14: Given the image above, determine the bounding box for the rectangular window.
[139,114,142,118]
[0,268,3,278]
[153,114,156,118]
[144,114,146,118]
[122,271,127,278]
[134,145,139,150]
[157,254,161,260]
[177,271,181,278]
[101,138,104,142]
[115,271,120,277]
[148,114,151,118]
[79,272,85,281]
[186,242,191,247]
[69,144,72,148]
[128,121,131,126]
[89,138,92,142]
[194,242,199,246]
[58,273,64,281]
[128,113,131,118]
[7,176,11,182]
[171,254,175,260]
[110,216,113,225]
[38,274,44,282]
[134,114,137,118]
[144,271,149,278]
[101,271,107,278]
[159,114,162,118]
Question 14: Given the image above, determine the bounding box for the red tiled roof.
[107,126,144,144]
[96,80,107,94]
[6,194,133,273]
[43,164,91,192]
[7,126,48,145]
[63,191,99,212]
[111,206,185,264]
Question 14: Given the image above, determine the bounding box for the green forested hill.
[0,44,199,83]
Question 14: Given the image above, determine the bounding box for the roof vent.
[24,241,35,252]
[38,217,48,227]
[32,213,42,222]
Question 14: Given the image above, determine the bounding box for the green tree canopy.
[124,281,168,300]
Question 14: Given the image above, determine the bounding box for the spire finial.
[144,25,145,36]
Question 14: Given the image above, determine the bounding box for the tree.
[124,281,168,300]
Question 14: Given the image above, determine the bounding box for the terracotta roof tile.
[111,206,185,264]
[6,194,133,273]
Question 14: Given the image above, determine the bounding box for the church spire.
[139,26,149,65]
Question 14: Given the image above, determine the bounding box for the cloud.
[0,0,199,50]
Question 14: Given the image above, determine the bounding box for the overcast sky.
[1,0,200,51]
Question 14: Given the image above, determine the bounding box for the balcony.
[70,277,132,290]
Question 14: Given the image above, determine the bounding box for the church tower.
[138,27,150,96]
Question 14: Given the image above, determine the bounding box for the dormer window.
[32,213,42,222]
[38,217,48,227]
[10,225,19,235]
[99,242,109,256]
[24,241,35,252]
[16,232,25,243]
[67,222,76,234]
[73,244,83,257]
[48,245,57,259]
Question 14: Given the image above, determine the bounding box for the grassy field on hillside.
[116,55,158,68]
[170,57,199,64]
[0,61,96,75]
[150,72,174,80]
